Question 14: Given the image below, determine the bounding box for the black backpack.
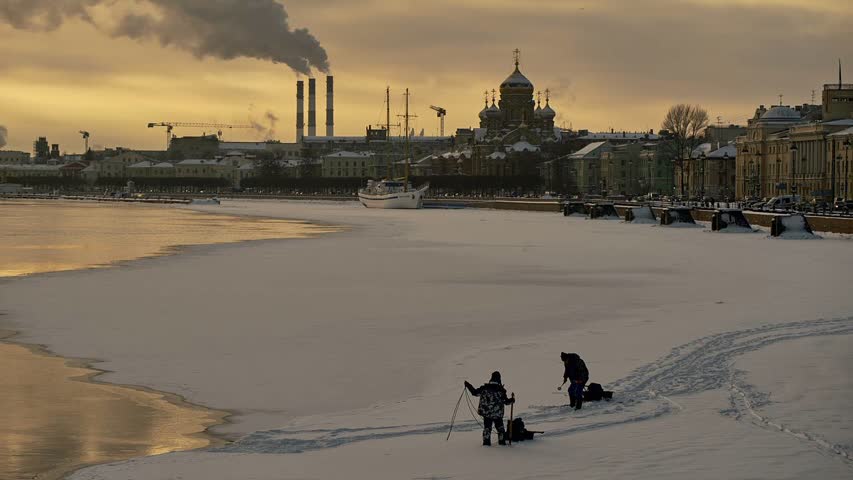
[585,383,613,401]
[507,417,537,441]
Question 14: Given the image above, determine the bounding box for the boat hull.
[358,187,426,209]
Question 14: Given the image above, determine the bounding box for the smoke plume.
[0,125,7,149]
[249,109,280,141]
[0,0,329,74]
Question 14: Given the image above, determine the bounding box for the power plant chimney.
[326,76,335,137]
[296,80,305,142]
[308,78,317,137]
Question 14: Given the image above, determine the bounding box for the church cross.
[778,93,784,106]
[513,48,521,69]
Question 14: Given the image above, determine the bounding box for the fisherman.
[464,371,515,446]
[560,352,589,410]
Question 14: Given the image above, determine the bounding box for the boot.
[498,433,506,446]
[575,397,583,410]
[569,396,576,408]
[483,437,491,446]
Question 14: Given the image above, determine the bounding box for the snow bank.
[710,210,757,234]
[625,205,657,224]
[771,214,821,239]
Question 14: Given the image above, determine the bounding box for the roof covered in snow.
[691,143,714,158]
[579,132,660,141]
[708,144,737,159]
[177,159,224,165]
[823,119,853,127]
[569,141,608,158]
[219,142,270,151]
[324,151,373,159]
[508,141,540,153]
[128,161,155,168]
[760,105,801,121]
[827,126,853,137]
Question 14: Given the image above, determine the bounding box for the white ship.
[358,180,428,209]
[359,87,428,209]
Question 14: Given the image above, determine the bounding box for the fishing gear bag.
[507,417,539,441]
[584,383,614,402]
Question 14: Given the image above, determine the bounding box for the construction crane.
[147,122,255,149]
[79,131,90,153]
[429,105,447,136]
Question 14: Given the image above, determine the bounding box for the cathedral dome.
[541,103,556,119]
[534,104,543,118]
[479,106,489,120]
[500,67,534,91]
[486,103,501,117]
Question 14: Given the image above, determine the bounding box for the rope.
[446,386,466,441]
[464,389,484,428]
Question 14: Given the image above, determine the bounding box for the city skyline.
[1,0,852,153]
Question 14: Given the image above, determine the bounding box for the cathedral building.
[469,50,562,176]
[478,53,558,139]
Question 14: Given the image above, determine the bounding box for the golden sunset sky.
[1,0,851,153]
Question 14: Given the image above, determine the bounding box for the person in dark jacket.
[464,371,515,446]
[561,352,589,410]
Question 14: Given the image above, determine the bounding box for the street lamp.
[699,152,706,202]
[845,139,851,200]
[722,152,730,202]
[790,143,799,197]
[627,159,633,197]
[754,152,763,198]
[776,158,782,197]
[747,159,755,199]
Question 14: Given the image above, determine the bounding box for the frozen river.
[2,199,851,479]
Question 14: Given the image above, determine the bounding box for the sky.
[0,0,851,153]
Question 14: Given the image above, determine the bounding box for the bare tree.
[660,104,710,198]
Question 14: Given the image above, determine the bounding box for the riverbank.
[0,329,227,480]
[0,200,337,479]
[2,199,850,479]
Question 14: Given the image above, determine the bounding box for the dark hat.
[490,371,502,384]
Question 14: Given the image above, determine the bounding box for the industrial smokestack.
[326,76,334,137]
[308,78,317,137]
[296,80,305,142]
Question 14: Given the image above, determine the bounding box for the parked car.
[763,195,800,211]
[833,198,853,212]
[811,199,831,212]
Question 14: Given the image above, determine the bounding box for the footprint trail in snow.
[216,316,853,466]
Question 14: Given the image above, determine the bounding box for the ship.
[358,88,428,209]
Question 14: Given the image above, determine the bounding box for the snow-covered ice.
[2,200,851,479]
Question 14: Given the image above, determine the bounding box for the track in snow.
[216,316,853,465]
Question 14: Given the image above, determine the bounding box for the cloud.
[0,0,328,74]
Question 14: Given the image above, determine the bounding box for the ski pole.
[508,392,515,446]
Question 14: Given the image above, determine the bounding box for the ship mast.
[386,86,393,180]
[404,88,410,191]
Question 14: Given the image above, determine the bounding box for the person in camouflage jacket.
[464,371,515,446]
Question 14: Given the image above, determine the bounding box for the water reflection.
[0,199,336,278]
[0,200,336,479]
[0,341,224,480]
